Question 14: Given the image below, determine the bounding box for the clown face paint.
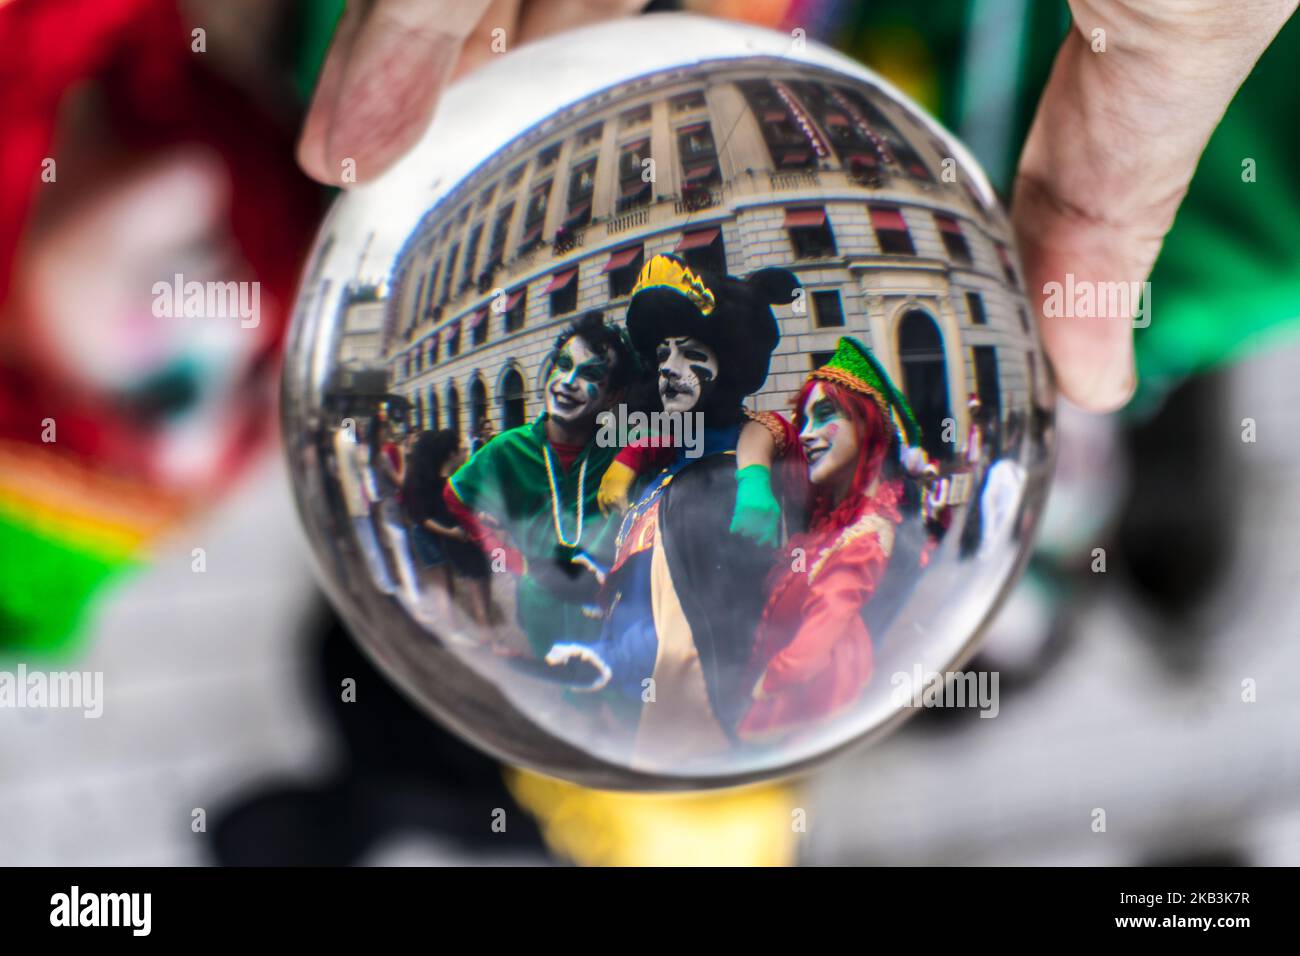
[545,335,614,430]
[656,336,718,414]
[800,383,861,499]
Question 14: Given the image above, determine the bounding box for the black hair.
[546,309,640,393]
[402,429,460,507]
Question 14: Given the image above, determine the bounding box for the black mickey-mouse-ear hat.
[625,254,799,398]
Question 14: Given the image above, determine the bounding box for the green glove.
[730,464,781,547]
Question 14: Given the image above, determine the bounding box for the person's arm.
[597,440,674,515]
[442,481,523,574]
[730,412,793,546]
[757,541,887,696]
[422,516,467,540]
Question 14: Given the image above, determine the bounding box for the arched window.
[446,383,461,439]
[427,387,440,431]
[469,377,488,447]
[500,368,526,431]
[897,310,952,461]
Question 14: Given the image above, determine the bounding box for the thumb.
[298,0,492,186]
[1011,4,1296,411]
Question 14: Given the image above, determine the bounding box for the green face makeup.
[546,337,613,425]
[800,383,860,495]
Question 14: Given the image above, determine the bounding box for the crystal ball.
[282,13,1055,789]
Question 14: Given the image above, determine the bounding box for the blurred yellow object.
[506,768,801,866]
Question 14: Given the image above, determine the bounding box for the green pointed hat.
[811,336,922,448]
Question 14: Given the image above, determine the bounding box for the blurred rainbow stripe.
[0,442,184,654]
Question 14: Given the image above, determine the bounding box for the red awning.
[675,228,720,252]
[466,308,487,330]
[621,137,649,153]
[763,109,787,122]
[445,319,461,336]
[778,150,810,167]
[602,246,642,273]
[909,162,930,178]
[503,289,524,312]
[784,207,826,229]
[544,268,578,294]
[997,245,1015,267]
[677,122,706,135]
[825,113,849,127]
[684,163,716,183]
[564,201,591,225]
[848,151,878,167]
[520,223,543,245]
[934,214,962,235]
[870,206,908,231]
[620,178,650,198]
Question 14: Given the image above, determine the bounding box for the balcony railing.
[769,169,821,190]
[675,187,721,214]
[606,207,648,235]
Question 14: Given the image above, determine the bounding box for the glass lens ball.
[282,13,1055,790]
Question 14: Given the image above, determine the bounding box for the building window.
[620,104,651,128]
[546,267,578,316]
[485,202,513,276]
[831,84,931,179]
[445,321,462,359]
[812,290,845,328]
[739,79,819,170]
[519,181,550,252]
[972,346,1001,423]
[504,164,526,189]
[414,344,423,373]
[966,291,987,326]
[785,207,837,259]
[869,205,915,255]
[810,351,835,370]
[604,245,644,299]
[425,260,441,318]
[504,287,527,333]
[461,223,483,293]
[428,388,439,429]
[441,244,459,303]
[935,214,971,263]
[675,227,726,275]
[537,143,561,169]
[617,138,652,211]
[671,91,706,112]
[576,122,603,149]
[469,307,489,347]
[500,368,526,430]
[678,122,721,198]
[998,244,1019,287]
[1018,307,1030,333]
[564,157,597,229]
[428,336,439,366]
[446,384,460,438]
[477,183,496,210]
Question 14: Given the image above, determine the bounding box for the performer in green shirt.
[443,310,641,657]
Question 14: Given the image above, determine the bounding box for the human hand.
[730,464,781,547]
[597,459,636,516]
[298,0,647,185]
[1011,0,1297,411]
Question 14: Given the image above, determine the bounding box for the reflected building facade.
[379,59,1038,458]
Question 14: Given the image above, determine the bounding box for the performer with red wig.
[735,336,927,739]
